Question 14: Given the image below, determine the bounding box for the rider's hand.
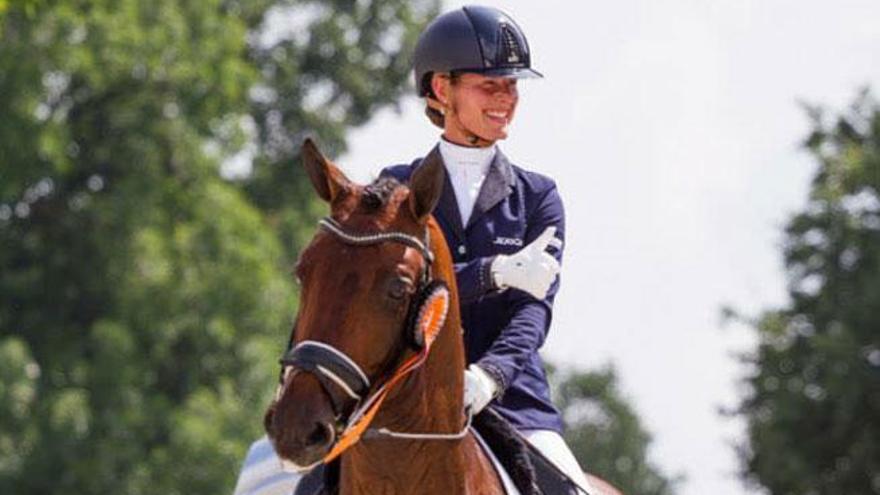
[463,364,499,414]
[490,226,562,300]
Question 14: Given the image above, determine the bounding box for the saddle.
[292,408,583,495]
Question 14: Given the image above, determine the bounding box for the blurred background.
[1,1,878,494]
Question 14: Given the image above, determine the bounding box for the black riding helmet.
[413,5,543,97]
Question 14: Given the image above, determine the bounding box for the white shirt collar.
[438,139,496,177]
[437,139,497,226]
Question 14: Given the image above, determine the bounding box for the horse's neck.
[378,300,466,430]
[341,320,470,493]
[374,218,466,433]
[341,224,473,493]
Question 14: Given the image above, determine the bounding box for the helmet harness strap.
[427,91,495,149]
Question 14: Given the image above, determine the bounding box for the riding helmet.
[413,5,543,97]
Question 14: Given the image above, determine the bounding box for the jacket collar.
[419,145,516,241]
[466,147,515,229]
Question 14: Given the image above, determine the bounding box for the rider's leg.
[233,436,302,495]
[523,429,596,495]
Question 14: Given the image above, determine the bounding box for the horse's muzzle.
[265,373,337,468]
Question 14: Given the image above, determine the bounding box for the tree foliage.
[0,1,679,493]
[0,1,436,493]
[552,365,681,495]
[241,0,439,259]
[737,90,880,494]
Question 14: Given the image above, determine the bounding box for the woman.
[380,6,594,494]
[234,5,592,494]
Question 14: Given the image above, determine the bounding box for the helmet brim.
[456,67,544,79]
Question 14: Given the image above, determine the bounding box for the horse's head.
[265,139,449,469]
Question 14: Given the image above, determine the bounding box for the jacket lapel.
[466,149,515,230]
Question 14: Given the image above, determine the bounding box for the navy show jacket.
[381,145,565,433]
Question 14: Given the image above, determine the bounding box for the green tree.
[240,0,439,259]
[552,365,681,495]
[735,90,880,494]
[0,1,435,493]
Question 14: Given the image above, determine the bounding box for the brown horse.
[264,139,623,495]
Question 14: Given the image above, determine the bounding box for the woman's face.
[432,72,519,146]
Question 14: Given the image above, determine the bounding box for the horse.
[264,138,624,495]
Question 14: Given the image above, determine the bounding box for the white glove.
[491,226,562,300]
[463,364,499,414]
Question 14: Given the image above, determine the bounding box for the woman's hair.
[425,104,445,129]
[423,72,461,129]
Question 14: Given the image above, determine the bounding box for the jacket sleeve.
[475,183,565,395]
[453,257,496,305]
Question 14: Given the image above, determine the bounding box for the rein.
[279,217,467,465]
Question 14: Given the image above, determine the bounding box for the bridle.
[277,217,469,466]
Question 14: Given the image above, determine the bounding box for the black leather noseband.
[280,340,371,415]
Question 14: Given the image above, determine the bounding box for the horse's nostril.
[305,422,334,449]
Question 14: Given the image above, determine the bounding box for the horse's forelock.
[360,177,403,213]
[352,177,418,231]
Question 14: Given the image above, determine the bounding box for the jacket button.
[458,245,466,255]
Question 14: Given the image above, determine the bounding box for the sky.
[333,2,880,494]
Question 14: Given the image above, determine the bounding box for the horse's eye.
[388,278,412,301]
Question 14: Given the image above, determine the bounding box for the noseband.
[278,217,462,464]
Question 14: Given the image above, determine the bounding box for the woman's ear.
[430,73,450,108]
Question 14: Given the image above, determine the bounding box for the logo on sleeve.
[493,236,523,247]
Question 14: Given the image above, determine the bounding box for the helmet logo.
[500,24,523,66]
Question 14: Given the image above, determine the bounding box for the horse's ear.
[408,151,445,223]
[301,138,350,203]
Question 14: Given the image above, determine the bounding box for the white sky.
[336,2,880,494]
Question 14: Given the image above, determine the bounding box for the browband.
[319,217,434,267]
